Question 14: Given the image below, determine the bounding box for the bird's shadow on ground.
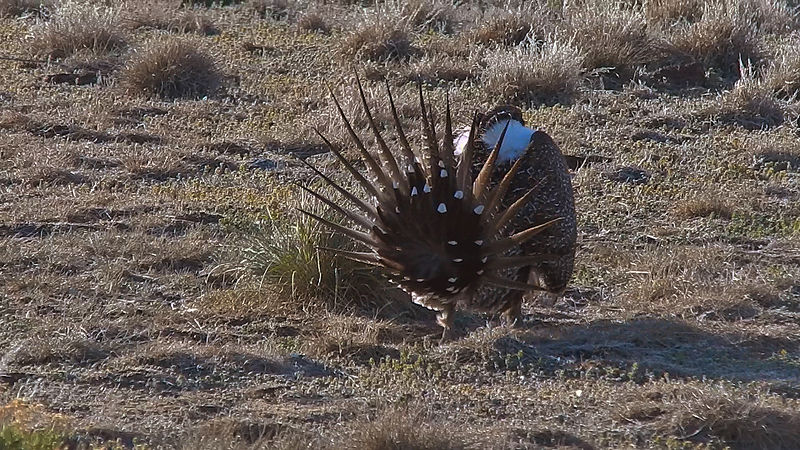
[480,315,800,391]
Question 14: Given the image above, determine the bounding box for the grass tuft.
[482,37,584,105]
[471,4,555,46]
[669,0,762,77]
[660,392,800,449]
[338,408,467,450]
[393,0,457,34]
[296,9,331,34]
[764,39,800,99]
[674,195,734,220]
[566,1,664,72]
[341,12,415,62]
[715,61,786,127]
[645,0,704,26]
[122,38,221,99]
[30,0,126,59]
[124,2,217,35]
[240,188,390,310]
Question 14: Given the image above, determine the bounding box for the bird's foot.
[439,327,454,344]
[501,311,524,329]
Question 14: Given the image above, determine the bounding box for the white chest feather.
[453,120,536,164]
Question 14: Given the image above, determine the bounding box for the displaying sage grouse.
[300,78,576,340]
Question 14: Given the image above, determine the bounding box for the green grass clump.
[241,188,389,309]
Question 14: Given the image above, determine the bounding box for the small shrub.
[0,424,66,450]
[30,0,126,58]
[122,39,221,99]
[341,13,415,62]
[482,37,585,105]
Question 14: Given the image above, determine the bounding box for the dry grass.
[674,196,735,220]
[645,0,705,26]
[482,38,585,105]
[669,0,763,76]
[341,11,415,62]
[296,9,330,34]
[405,53,477,85]
[29,0,126,58]
[247,0,290,20]
[715,61,786,127]
[2,0,800,448]
[764,38,800,99]
[657,387,800,449]
[121,38,221,99]
[566,1,664,72]
[0,0,52,17]
[470,3,555,46]
[123,2,217,35]
[336,408,467,450]
[392,0,457,34]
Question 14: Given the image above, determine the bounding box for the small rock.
[248,157,279,171]
[604,166,650,185]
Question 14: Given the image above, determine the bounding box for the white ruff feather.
[481,120,536,164]
[452,120,536,164]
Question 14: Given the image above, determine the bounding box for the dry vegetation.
[0,0,799,449]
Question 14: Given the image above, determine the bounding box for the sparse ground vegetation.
[1,0,799,448]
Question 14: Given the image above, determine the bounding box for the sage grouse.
[300,79,576,340]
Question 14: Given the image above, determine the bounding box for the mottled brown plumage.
[301,77,571,340]
[461,107,577,325]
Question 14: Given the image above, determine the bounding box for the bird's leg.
[539,291,560,307]
[501,294,524,328]
[437,304,455,343]
[500,266,530,328]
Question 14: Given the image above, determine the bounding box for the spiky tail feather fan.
[299,76,558,307]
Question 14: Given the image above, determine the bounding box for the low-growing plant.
[714,61,785,128]
[122,38,221,99]
[241,187,390,310]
